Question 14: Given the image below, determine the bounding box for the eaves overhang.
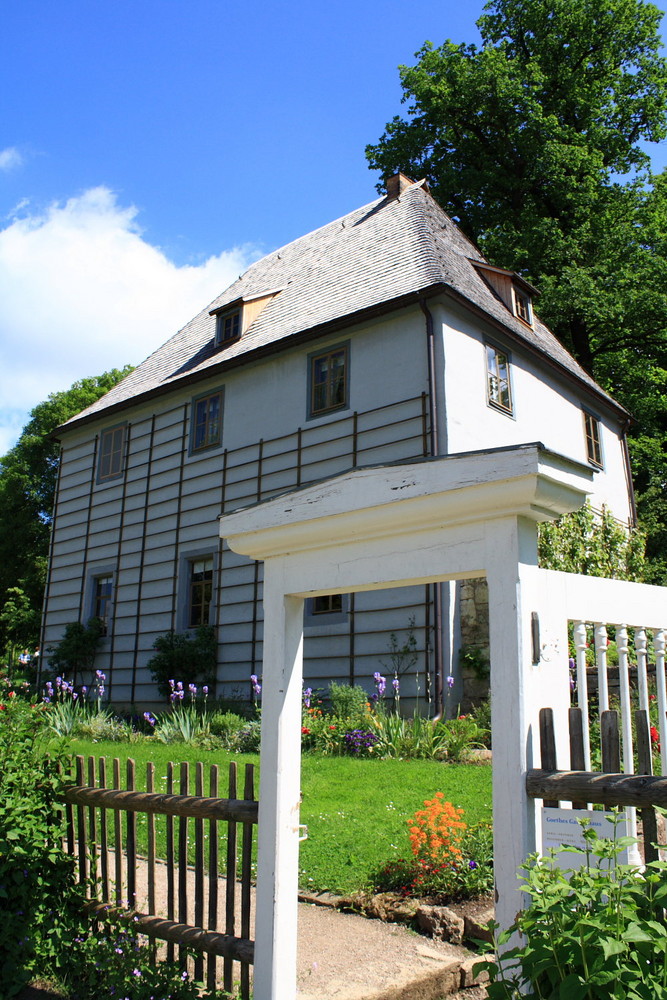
[436,285,630,424]
[52,278,628,440]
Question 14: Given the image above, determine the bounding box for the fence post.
[253,560,304,1000]
[485,519,571,933]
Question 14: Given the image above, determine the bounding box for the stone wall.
[459,577,490,708]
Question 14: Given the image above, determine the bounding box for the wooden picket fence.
[527,707,667,862]
[59,756,257,997]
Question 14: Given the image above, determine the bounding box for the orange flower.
[406,796,466,864]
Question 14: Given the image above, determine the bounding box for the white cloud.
[0,147,23,172]
[0,187,257,453]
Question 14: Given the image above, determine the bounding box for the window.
[309,344,349,417]
[584,411,603,467]
[513,287,533,326]
[215,308,241,346]
[98,423,127,482]
[486,344,513,414]
[311,595,343,615]
[188,556,213,627]
[191,389,223,453]
[304,594,349,626]
[93,574,113,636]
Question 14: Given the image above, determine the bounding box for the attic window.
[513,287,533,326]
[215,308,241,346]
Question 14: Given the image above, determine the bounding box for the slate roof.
[58,180,625,432]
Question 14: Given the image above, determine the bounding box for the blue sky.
[1,1,666,455]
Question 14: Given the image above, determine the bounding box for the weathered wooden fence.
[527,707,665,862]
[59,756,257,997]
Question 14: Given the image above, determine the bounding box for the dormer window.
[513,286,533,326]
[215,308,241,347]
[209,288,282,350]
[471,260,538,329]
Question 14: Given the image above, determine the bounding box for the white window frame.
[485,343,514,415]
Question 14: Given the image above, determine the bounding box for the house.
[42,174,635,710]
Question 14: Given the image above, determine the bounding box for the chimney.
[385,172,415,199]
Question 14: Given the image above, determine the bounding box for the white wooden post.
[486,525,576,932]
[485,517,538,931]
[253,561,305,1000]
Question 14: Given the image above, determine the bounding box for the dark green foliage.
[366,0,667,581]
[0,585,41,654]
[0,368,132,654]
[0,697,83,996]
[47,618,105,686]
[147,626,217,698]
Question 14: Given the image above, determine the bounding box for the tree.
[366,0,667,582]
[0,368,133,652]
[0,586,41,662]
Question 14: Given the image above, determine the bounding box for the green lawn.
[68,740,492,895]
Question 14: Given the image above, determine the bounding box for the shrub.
[328,681,369,721]
[209,709,247,746]
[479,821,667,998]
[538,501,646,581]
[74,713,134,742]
[234,718,262,752]
[47,618,105,686]
[0,696,83,995]
[147,626,217,697]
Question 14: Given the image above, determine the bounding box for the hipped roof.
[58,180,626,433]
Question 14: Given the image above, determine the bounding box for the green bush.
[147,627,217,698]
[479,821,667,998]
[209,709,247,746]
[328,681,370,720]
[47,618,105,686]
[0,696,83,995]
